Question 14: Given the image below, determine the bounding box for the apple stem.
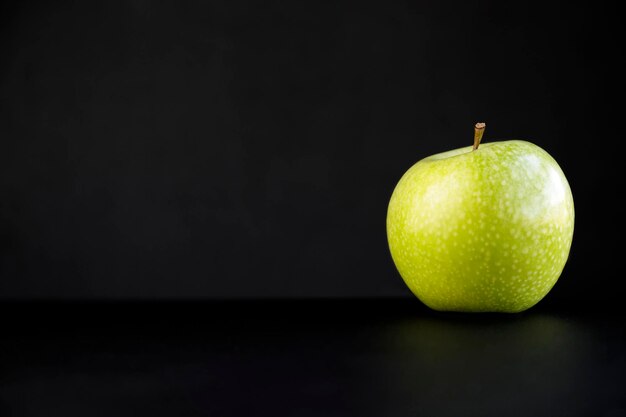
[473,122,486,150]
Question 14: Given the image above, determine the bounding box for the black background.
[2,0,623,303]
[1,2,626,416]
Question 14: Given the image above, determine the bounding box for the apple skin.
[386,140,574,313]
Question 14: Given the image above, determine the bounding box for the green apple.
[386,124,574,313]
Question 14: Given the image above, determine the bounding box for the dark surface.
[1,0,624,300]
[1,300,624,417]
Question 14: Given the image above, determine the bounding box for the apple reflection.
[350,313,593,417]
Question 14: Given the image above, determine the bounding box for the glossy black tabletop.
[0,299,624,417]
